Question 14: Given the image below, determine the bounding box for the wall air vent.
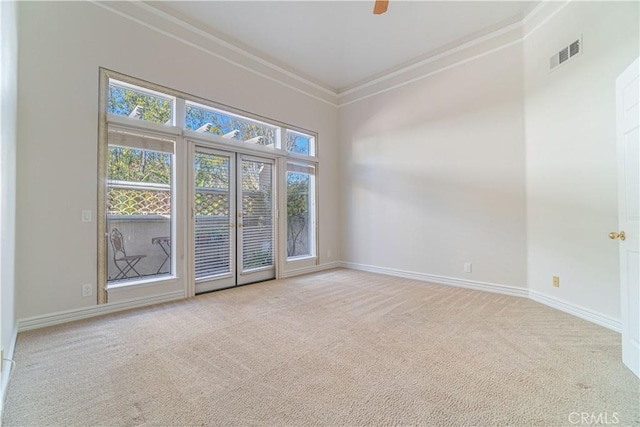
[559,47,569,64]
[550,37,582,71]
[569,39,580,57]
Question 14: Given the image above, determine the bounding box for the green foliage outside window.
[287,172,310,257]
[107,82,313,253]
[108,84,172,125]
[186,104,276,146]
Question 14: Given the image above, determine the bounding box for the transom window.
[286,130,315,157]
[107,80,176,126]
[186,101,280,148]
[106,79,316,157]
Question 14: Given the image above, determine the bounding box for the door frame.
[186,134,285,297]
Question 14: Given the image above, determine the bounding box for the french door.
[191,145,276,293]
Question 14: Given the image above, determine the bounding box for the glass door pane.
[193,148,235,293]
[238,155,275,285]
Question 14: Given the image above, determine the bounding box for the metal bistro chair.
[110,228,147,280]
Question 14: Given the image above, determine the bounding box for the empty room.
[0,0,638,425]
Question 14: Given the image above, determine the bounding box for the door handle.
[609,231,626,241]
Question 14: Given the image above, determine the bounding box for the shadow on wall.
[340,48,528,273]
[347,100,526,224]
[343,46,527,221]
[345,150,525,264]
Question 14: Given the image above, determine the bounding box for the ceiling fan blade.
[373,0,388,15]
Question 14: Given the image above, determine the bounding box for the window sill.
[106,275,178,291]
[286,255,317,263]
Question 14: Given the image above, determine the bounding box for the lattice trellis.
[195,192,228,216]
[108,188,171,215]
[108,185,268,217]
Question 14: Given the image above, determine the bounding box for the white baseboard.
[341,262,621,333]
[529,290,621,333]
[280,261,342,278]
[12,264,622,339]
[17,290,185,332]
[1,325,18,420]
[16,264,343,333]
[341,262,529,297]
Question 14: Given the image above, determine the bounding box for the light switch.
[82,210,92,222]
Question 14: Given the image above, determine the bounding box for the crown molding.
[522,0,572,41]
[90,1,340,107]
[91,0,570,109]
[522,0,550,25]
[338,38,523,108]
[136,1,339,97]
[338,19,524,100]
[339,1,575,106]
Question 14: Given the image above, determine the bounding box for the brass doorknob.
[609,231,626,241]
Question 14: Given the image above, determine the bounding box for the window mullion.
[175,98,186,129]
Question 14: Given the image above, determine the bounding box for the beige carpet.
[3,269,639,426]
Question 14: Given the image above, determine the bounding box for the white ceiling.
[154,1,537,92]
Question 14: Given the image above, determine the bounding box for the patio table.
[151,236,170,274]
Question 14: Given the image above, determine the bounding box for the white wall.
[524,1,640,320]
[14,1,639,329]
[0,0,17,404]
[339,43,528,288]
[16,2,339,319]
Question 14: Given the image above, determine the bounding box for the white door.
[192,147,236,293]
[237,155,276,285]
[190,145,275,293]
[615,57,639,378]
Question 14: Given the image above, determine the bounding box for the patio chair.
[110,228,147,280]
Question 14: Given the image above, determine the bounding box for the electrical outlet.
[327,250,332,258]
[82,284,93,297]
[464,263,472,273]
[81,210,92,222]
[553,276,560,287]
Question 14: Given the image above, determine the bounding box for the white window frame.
[108,78,177,126]
[185,100,282,150]
[285,128,316,158]
[98,68,320,303]
[105,124,178,290]
[285,161,318,264]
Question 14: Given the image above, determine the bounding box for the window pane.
[185,102,278,148]
[194,152,232,279]
[107,146,172,284]
[286,130,315,156]
[108,81,174,125]
[242,160,275,270]
[287,169,314,258]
